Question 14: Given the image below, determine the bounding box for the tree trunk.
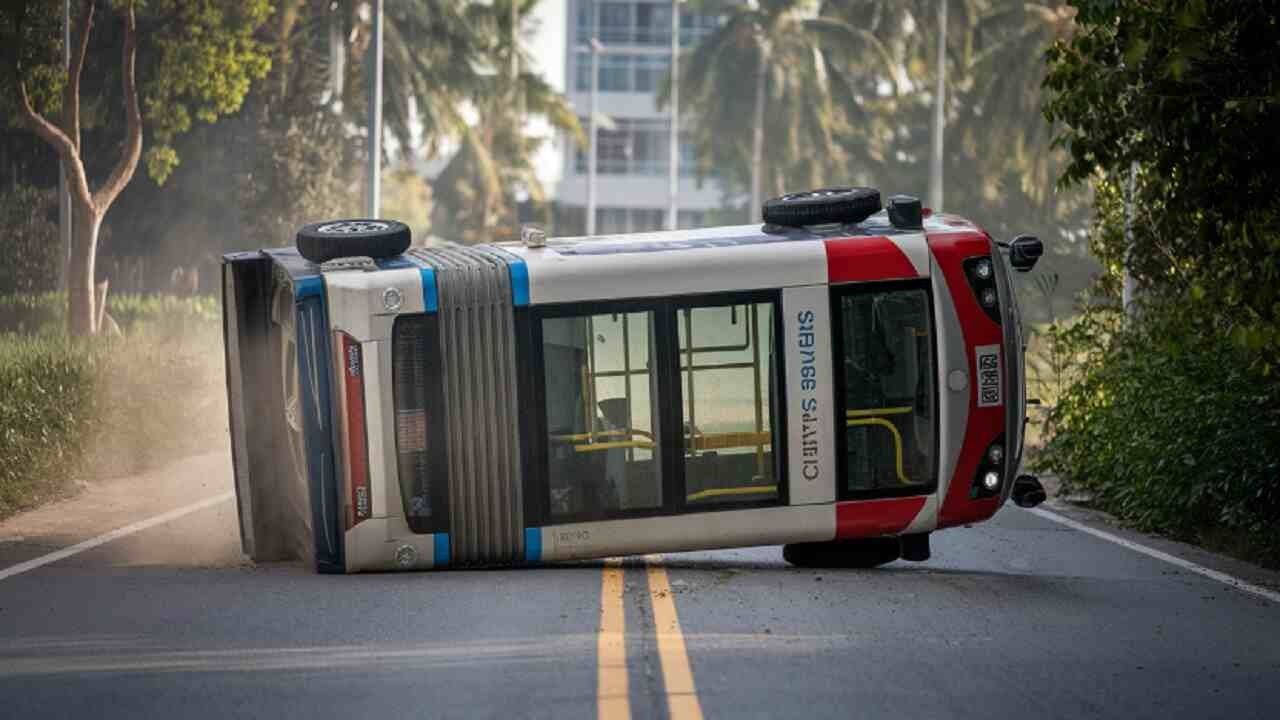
[749,41,768,223]
[66,198,102,336]
[12,0,139,337]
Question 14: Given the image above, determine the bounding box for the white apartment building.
[555,0,732,235]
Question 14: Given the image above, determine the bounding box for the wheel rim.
[315,220,391,234]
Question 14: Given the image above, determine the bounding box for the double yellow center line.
[597,556,704,720]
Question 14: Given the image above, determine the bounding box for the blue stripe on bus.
[434,533,451,567]
[402,254,439,313]
[295,275,323,300]
[421,267,439,312]
[481,246,530,307]
[524,528,541,563]
[506,257,530,307]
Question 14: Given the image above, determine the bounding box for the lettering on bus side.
[797,310,821,483]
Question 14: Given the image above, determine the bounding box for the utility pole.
[366,0,383,217]
[1123,161,1138,317]
[58,0,71,291]
[928,0,947,211]
[667,0,680,230]
[587,30,601,236]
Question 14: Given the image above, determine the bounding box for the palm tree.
[672,0,895,220]
[430,0,583,243]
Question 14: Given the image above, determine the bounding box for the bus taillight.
[337,332,371,529]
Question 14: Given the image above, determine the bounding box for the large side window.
[541,310,663,520]
[677,300,781,507]
[834,285,936,497]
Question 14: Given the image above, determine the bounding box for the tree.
[430,0,583,244]
[2,0,271,334]
[673,0,894,220]
[1044,0,1280,358]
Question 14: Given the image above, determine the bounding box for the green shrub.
[1036,303,1280,566]
[0,292,219,335]
[0,187,60,295]
[0,298,228,518]
[0,336,97,517]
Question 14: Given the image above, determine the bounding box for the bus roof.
[494,211,982,306]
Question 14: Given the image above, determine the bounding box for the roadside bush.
[1036,302,1280,566]
[0,295,228,519]
[0,186,60,295]
[0,292,218,335]
[0,336,96,517]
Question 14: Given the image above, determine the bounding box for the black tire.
[295,219,411,264]
[762,187,881,227]
[783,538,901,569]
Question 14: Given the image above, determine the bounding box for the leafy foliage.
[0,294,226,519]
[1044,0,1280,361]
[1036,303,1280,565]
[0,186,60,295]
[1037,0,1280,565]
[0,334,96,518]
[0,0,273,185]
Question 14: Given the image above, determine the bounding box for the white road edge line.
[0,491,236,582]
[1028,506,1280,605]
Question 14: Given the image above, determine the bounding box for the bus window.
[677,301,780,507]
[391,313,449,534]
[541,311,663,520]
[835,286,936,497]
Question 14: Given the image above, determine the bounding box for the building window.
[574,52,670,93]
[574,118,701,178]
[678,300,781,507]
[542,311,663,519]
[576,2,722,47]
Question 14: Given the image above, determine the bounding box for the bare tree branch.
[62,0,96,150]
[93,0,140,210]
[10,0,93,207]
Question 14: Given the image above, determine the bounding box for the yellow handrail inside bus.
[687,485,778,502]
[846,416,911,485]
[687,431,771,452]
[846,406,913,418]
[572,440,655,453]
[552,428,655,443]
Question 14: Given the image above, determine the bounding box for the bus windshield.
[836,286,936,496]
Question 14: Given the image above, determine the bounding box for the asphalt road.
[1,457,1278,719]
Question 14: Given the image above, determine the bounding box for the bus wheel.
[295,219,411,264]
[762,187,881,227]
[782,538,901,569]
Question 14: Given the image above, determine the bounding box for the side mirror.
[1009,234,1043,272]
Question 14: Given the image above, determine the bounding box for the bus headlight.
[970,435,1007,499]
[964,256,1002,324]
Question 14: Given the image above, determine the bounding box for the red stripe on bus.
[835,497,927,539]
[824,236,919,284]
[928,230,1005,528]
[340,333,371,529]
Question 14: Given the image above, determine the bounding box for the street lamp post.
[366,0,383,218]
[587,35,601,236]
[667,0,680,231]
[928,0,947,211]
